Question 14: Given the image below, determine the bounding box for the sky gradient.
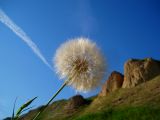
[0,0,160,119]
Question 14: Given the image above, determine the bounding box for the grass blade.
[11,97,18,120]
[15,97,37,119]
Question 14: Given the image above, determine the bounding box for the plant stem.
[32,80,68,120]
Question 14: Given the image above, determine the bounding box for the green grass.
[75,106,160,120]
[18,75,160,120]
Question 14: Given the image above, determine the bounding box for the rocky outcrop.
[122,58,160,88]
[65,95,88,110]
[99,71,124,96]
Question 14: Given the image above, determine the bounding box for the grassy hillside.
[20,75,160,120]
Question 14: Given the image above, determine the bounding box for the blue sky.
[0,0,160,119]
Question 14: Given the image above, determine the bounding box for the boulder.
[65,95,87,110]
[99,71,124,96]
[122,58,160,88]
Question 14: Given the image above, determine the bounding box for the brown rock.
[122,58,160,88]
[65,95,87,110]
[99,71,124,96]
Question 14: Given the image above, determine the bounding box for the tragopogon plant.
[54,37,106,92]
[32,37,106,119]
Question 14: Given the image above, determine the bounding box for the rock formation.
[65,95,88,110]
[122,58,160,88]
[99,71,124,96]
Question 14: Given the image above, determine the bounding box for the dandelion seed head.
[54,37,106,92]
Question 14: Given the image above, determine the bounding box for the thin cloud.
[76,0,98,34]
[0,9,53,70]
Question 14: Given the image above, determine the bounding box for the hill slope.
[17,75,160,120]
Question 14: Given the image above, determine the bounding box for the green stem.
[32,80,68,120]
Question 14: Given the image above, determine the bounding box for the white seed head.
[54,37,106,92]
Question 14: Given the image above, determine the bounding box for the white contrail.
[0,9,53,70]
